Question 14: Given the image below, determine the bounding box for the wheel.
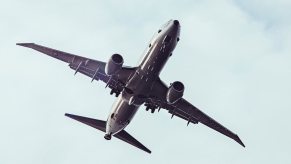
[110,90,114,95]
[115,92,120,97]
[104,134,112,140]
[146,106,150,111]
[151,108,155,113]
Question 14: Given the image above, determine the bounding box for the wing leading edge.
[149,78,245,147]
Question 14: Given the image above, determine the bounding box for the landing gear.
[104,133,112,140]
[110,89,120,97]
[115,92,120,97]
[145,106,150,111]
[145,103,158,114]
[110,90,114,95]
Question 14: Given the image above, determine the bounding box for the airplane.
[17,19,245,154]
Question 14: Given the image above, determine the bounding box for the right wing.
[147,78,245,147]
[17,43,135,94]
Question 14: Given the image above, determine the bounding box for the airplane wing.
[147,78,245,147]
[17,43,135,94]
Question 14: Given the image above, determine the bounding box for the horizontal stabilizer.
[16,43,35,47]
[114,129,151,154]
[233,135,245,147]
[65,113,151,154]
[65,113,106,132]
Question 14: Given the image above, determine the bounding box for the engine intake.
[166,81,184,104]
[105,54,124,75]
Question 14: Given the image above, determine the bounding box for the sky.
[1,0,291,163]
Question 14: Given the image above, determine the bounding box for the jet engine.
[105,54,124,75]
[166,81,184,104]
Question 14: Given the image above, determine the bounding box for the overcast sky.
[1,0,291,163]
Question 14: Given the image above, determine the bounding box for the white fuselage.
[106,20,180,136]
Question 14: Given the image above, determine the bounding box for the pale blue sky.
[1,0,291,163]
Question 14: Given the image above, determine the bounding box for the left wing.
[147,78,245,147]
[17,43,135,95]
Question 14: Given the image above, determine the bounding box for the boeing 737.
[17,20,245,153]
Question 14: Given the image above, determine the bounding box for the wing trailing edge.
[65,113,151,154]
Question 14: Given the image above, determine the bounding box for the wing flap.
[148,78,245,147]
[169,99,245,147]
[17,43,89,63]
[17,43,136,94]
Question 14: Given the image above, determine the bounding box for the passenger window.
[158,29,162,33]
[149,43,151,47]
[111,113,114,118]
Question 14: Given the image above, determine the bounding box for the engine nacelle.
[166,81,184,104]
[105,54,124,75]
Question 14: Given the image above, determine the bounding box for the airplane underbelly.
[115,99,139,124]
[107,95,139,134]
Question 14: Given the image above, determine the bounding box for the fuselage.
[105,20,180,136]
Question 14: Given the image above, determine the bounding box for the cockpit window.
[163,35,172,43]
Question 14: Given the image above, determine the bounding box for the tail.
[65,113,151,154]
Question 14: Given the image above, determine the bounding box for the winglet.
[16,43,35,47]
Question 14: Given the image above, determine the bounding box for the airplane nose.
[173,20,179,26]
